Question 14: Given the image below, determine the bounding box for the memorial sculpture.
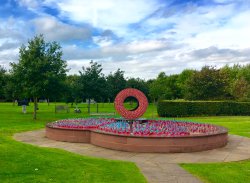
[46,88,228,152]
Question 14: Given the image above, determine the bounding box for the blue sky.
[0,0,250,79]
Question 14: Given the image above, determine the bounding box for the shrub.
[157,100,250,117]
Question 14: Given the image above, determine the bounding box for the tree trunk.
[33,97,37,120]
[47,98,50,106]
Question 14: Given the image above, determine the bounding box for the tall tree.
[232,64,250,101]
[0,66,7,100]
[176,69,195,98]
[149,72,181,101]
[126,77,150,99]
[3,73,22,104]
[149,72,167,101]
[185,66,230,100]
[220,64,242,99]
[10,35,68,119]
[232,77,250,101]
[106,69,126,101]
[79,61,107,102]
[64,75,81,105]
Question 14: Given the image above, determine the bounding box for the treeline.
[0,60,149,103]
[1,61,249,104]
[150,64,250,102]
[63,61,150,103]
[0,35,249,105]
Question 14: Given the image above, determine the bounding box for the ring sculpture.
[114,88,148,120]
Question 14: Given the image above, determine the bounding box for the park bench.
[55,105,70,113]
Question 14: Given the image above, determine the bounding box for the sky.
[0,0,250,79]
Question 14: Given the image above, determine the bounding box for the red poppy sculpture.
[114,88,148,120]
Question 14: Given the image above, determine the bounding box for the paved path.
[14,130,250,183]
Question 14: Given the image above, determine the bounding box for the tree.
[126,77,150,99]
[106,69,126,101]
[10,35,68,119]
[149,72,181,101]
[185,66,230,100]
[163,74,181,99]
[149,72,166,101]
[0,66,7,100]
[232,64,250,101]
[64,75,81,105]
[220,64,242,99]
[232,77,250,101]
[79,61,107,102]
[3,73,22,104]
[176,69,195,98]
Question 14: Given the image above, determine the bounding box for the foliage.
[64,75,81,104]
[3,74,22,103]
[79,61,108,102]
[0,66,7,99]
[126,77,150,100]
[184,66,230,100]
[176,69,195,98]
[10,35,68,119]
[149,72,181,101]
[232,77,250,101]
[157,100,250,117]
[220,64,250,101]
[106,69,126,101]
[149,72,166,101]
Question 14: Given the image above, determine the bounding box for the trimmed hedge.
[157,100,250,117]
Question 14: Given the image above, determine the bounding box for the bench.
[55,105,70,113]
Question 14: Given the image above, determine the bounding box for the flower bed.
[46,118,228,152]
[47,118,225,137]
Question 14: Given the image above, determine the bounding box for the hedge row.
[157,100,250,117]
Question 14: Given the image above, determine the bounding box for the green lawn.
[0,102,249,183]
[0,103,146,183]
[180,160,250,183]
[178,116,250,138]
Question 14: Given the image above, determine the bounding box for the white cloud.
[33,16,92,41]
[0,17,30,41]
[0,17,32,70]
[93,36,114,47]
[102,39,174,55]
[62,39,179,61]
[17,0,40,10]
[184,10,250,49]
[47,0,161,36]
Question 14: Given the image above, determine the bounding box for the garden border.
[46,125,228,153]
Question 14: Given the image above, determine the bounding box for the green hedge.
[157,100,250,117]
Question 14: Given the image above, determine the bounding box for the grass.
[180,160,250,183]
[0,102,250,183]
[177,116,250,138]
[0,103,146,183]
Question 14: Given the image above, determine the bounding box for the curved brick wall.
[46,126,228,153]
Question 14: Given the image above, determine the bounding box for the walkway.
[14,130,250,183]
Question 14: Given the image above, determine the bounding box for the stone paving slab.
[14,130,250,183]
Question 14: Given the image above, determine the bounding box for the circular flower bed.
[47,118,225,137]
